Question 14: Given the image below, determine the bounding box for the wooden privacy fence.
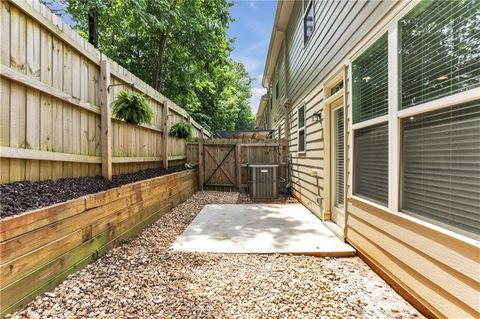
[187,138,288,192]
[0,0,210,184]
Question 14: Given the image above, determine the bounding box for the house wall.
[283,0,398,216]
[259,1,480,318]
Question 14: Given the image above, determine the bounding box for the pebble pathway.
[9,191,424,319]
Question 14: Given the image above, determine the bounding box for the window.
[330,81,344,96]
[399,0,480,109]
[354,123,389,205]
[277,126,282,139]
[402,100,480,237]
[303,1,314,44]
[352,33,388,124]
[348,0,480,240]
[275,80,279,99]
[298,105,306,153]
[352,33,389,205]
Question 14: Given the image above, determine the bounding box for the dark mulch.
[0,166,189,218]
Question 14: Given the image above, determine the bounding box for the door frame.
[322,66,347,234]
[330,103,345,226]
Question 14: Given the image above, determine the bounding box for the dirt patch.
[9,191,424,319]
[0,166,189,218]
[236,193,298,204]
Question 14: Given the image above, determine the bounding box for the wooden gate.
[187,139,288,192]
[203,144,237,190]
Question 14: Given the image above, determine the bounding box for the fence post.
[100,59,112,180]
[198,128,204,190]
[162,100,169,169]
[236,143,241,191]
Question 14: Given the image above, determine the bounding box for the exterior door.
[330,104,345,228]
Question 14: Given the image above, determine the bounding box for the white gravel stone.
[9,191,424,319]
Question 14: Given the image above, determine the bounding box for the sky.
[228,0,277,114]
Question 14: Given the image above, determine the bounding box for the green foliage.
[169,122,192,141]
[184,162,194,169]
[56,0,256,132]
[111,91,153,125]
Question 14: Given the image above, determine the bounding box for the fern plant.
[169,122,192,141]
[111,91,153,125]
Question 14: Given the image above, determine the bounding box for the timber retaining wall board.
[0,169,197,317]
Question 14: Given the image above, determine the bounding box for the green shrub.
[169,122,192,141]
[184,162,194,169]
[111,91,153,125]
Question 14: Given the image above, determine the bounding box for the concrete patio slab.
[171,204,356,256]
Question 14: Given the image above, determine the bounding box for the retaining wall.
[0,169,197,317]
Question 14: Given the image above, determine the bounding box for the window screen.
[402,100,480,237]
[303,1,314,44]
[354,122,389,205]
[400,0,480,109]
[352,33,388,124]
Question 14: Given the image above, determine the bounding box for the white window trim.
[303,0,315,47]
[350,31,390,209]
[298,105,306,154]
[351,115,388,131]
[348,1,480,242]
[323,67,347,226]
[397,88,480,119]
[387,23,399,212]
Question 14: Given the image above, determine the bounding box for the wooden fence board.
[187,139,287,192]
[0,0,210,183]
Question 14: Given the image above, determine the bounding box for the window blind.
[304,1,314,44]
[354,122,389,205]
[298,106,305,128]
[299,129,305,152]
[352,33,388,124]
[402,100,480,238]
[335,109,344,207]
[400,0,480,109]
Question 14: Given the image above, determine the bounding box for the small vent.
[248,165,279,199]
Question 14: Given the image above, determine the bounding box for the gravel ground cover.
[0,166,188,218]
[9,191,424,319]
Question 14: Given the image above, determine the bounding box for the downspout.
[283,30,290,139]
[281,30,292,193]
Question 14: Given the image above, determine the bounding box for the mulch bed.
[0,166,189,218]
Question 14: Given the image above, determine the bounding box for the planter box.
[0,169,197,317]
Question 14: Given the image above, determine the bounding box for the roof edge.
[255,94,269,128]
[261,0,294,88]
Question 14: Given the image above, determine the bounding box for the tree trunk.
[88,8,99,48]
[154,33,168,92]
[154,0,178,92]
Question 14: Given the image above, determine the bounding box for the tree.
[52,0,111,48]
[49,0,255,131]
